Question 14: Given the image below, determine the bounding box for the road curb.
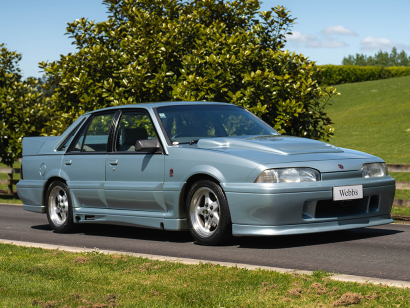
[0,202,22,206]
[1,239,409,289]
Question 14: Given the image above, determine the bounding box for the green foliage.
[40,0,337,141]
[342,47,410,67]
[0,44,48,165]
[319,65,410,85]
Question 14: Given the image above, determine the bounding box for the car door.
[104,109,166,211]
[61,111,116,208]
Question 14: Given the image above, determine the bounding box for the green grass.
[392,206,410,216]
[395,190,410,200]
[326,75,410,164]
[0,196,22,204]
[0,162,21,192]
[0,173,20,192]
[1,244,409,307]
[0,161,21,168]
[390,172,410,182]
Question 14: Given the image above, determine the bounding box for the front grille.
[315,196,370,218]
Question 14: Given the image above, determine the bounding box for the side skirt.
[72,207,188,231]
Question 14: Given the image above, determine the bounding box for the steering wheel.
[172,133,192,139]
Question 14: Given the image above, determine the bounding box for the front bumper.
[224,176,395,235]
[232,214,393,236]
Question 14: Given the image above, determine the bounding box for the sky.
[1,0,409,79]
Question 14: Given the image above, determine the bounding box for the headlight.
[361,163,388,178]
[255,168,320,183]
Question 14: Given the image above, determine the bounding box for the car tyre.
[186,180,232,245]
[46,181,76,233]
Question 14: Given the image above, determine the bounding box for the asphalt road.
[1,204,409,282]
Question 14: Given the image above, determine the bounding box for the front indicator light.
[361,163,388,178]
[255,168,320,183]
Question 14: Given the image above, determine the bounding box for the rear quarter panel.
[17,155,63,206]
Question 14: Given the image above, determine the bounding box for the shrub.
[319,65,410,85]
[0,44,47,166]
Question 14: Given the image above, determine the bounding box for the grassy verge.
[390,172,410,182]
[0,162,21,192]
[395,190,410,200]
[1,244,409,307]
[392,206,410,217]
[326,75,410,164]
[0,196,22,204]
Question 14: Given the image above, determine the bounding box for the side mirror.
[135,138,161,152]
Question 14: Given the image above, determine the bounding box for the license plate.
[333,185,363,201]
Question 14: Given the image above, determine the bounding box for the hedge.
[318,65,410,85]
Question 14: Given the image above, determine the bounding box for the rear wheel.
[186,180,232,245]
[46,181,75,233]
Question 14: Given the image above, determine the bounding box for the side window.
[115,112,157,152]
[58,118,85,151]
[70,113,115,153]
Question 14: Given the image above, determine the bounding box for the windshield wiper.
[189,139,199,145]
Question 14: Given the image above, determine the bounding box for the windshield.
[155,104,279,144]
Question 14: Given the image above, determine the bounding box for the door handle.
[64,159,72,165]
[109,159,118,165]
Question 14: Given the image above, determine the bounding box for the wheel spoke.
[211,212,219,226]
[60,209,67,221]
[204,218,212,230]
[210,200,219,212]
[195,205,203,216]
[204,193,213,208]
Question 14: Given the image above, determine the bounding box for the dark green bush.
[319,65,410,85]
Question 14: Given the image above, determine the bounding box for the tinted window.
[114,112,157,152]
[70,113,115,152]
[156,105,278,144]
[57,118,85,151]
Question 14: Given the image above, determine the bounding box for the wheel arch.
[179,173,222,217]
[42,176,67,206]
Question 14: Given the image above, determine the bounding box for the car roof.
[83,101,236,115]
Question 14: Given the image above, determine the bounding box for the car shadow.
[235,227,403,250]
[32,223,194,244]
[30,224,404,248]
[31,224,53,231]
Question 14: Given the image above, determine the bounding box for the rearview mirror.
[135,138,161,152]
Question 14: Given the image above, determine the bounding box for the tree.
[0,44,46,168]
[342,47,410,67]
[40,0,337,140]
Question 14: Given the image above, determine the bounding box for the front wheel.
[46,181,75,233]
[186,180,232,245]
